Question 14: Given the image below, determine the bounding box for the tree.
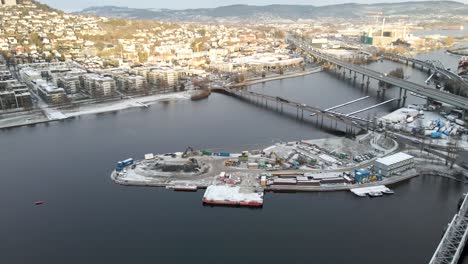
[446,140,459,169]
[443,36,455,47]
[388,67,404,79]
[138,51,149,63]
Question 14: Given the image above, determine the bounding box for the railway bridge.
[429,193,468,264]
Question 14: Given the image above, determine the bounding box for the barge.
[202,185,264,207]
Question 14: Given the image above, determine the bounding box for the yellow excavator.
[270,151,283,166]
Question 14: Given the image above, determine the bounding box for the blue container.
[219,152,230,157]
[431,132,442,138]
[117,158,134,170]
[354,169,370,184]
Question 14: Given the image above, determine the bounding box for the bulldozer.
[225,160,234,166]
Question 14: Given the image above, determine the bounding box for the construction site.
[109,130,467,207]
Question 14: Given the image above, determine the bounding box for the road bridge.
[429,193,468,264]
[290,38,468,113]
[213,87,366,133]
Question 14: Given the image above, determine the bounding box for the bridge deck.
[292,39,468,110]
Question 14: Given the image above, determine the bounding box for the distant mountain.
[75,1,467,22]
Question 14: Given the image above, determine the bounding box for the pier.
[429,193,468,264]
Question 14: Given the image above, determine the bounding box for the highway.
[382,53,468,91]
[292,39,468,110]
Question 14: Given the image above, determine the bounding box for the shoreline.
[0,68,322,130]
[0,91,191,129]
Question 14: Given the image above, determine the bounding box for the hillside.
[76,1,468,22]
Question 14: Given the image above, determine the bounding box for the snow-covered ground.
[203,185,263,203]
[63,91,190,118]
[0,92,191,129]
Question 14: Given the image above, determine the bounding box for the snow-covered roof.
[375,152,413,166]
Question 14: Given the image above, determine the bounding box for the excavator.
[182,146,194,158]
[269,151,283,167]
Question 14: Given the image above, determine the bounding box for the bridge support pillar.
[402,90,407,107]
[398,88,403,107]
[353,72,357,84]
[301,108,304,120]
[366,76,370,89]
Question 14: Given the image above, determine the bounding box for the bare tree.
[446,140,460,169]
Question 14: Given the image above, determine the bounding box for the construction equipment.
[225,160,234,166]
[238,151,249,162]
[270,151,283,165]
[258,160,266,169]
[182,146,194,158]
[293,160,300,169]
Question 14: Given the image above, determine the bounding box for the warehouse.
[374,152,414,177]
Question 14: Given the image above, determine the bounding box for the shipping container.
[431,132,443,138]
[219,152,230,157]
[201,150,212,156]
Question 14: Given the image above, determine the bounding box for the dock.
[350,185,391,197]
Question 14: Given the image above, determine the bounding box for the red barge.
[202,185,264,207]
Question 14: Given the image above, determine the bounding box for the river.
[1,49,467,264]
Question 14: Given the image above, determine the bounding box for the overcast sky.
[38,0,468,12]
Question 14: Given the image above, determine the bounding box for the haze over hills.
[76,1,468,22]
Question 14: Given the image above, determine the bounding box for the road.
[291,38,468,110]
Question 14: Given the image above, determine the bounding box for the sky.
[38,0,468,12]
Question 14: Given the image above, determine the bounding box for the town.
[2,0,468,263]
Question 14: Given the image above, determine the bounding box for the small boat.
[35,201,44,205]
[382,189,395,195]
[368,192,383,197]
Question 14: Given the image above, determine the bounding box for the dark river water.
[1,50,467,264]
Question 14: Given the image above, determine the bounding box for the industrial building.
[374,152,414,177]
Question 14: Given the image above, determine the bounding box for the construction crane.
[182,146,194,158]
